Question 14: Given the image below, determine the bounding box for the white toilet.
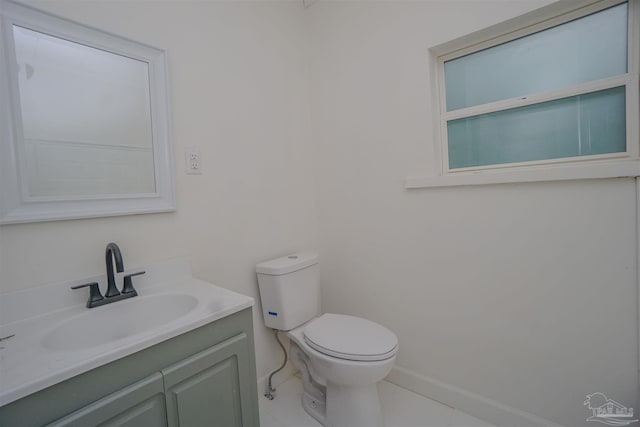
[256,252,398,427]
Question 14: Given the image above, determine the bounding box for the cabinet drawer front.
[163,333,255,427]
[46,373,166,427]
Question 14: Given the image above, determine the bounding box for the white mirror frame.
[0,0,175,224]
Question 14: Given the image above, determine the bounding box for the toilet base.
[300,380,384,427]
[301,388,326,425]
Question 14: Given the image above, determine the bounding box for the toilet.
[256,252,398,427]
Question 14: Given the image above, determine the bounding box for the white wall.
[307,1,638,426]
[0,0,316,382]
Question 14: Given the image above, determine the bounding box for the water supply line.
[265,329,287,400]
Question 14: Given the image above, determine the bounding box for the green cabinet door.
[163,332,258,427]
[46,372,167,427]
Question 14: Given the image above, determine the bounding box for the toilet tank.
[256,252,320,331]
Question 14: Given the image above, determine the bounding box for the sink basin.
[42,293,198,351]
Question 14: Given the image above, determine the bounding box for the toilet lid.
[303,313,398,361]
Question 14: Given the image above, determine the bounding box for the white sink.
[42,293,199,351]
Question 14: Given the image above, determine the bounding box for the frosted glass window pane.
[445,4,627,111]
[447,86,626,169]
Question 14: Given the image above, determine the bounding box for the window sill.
[404,160,640,189]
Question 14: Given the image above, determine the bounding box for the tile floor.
[259,376,497,427]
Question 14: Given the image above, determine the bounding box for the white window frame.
[406,0,640,188]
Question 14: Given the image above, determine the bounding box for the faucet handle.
[122,271,145,295]
[71,282,104,308]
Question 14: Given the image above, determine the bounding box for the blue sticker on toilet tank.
[268,311,278,317]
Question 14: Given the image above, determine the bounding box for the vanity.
[0,258,260,426]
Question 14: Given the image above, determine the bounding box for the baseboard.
[386,366,565,427]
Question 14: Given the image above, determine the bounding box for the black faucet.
[105,242,124,298]
[72,243,145,308]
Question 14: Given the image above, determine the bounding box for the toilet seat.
[303,313,398,362]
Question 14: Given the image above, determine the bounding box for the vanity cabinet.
[0,308,259,427]
[47,373,167,427]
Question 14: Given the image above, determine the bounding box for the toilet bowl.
[256,253,398,427]
[288,314,398,427]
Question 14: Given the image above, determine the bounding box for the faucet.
[72,243,145,308]
[105,242,124,298]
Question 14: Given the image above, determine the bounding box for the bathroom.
[0,0,638,426]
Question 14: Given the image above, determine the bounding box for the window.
[434,0,639,177]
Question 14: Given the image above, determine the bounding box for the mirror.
[14,26,156,197]
[0,0,175,224]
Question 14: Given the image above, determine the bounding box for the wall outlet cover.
[185,149,202,175]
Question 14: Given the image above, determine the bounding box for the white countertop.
[0,258,254,407]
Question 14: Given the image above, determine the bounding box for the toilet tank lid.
[255,252,318,275]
